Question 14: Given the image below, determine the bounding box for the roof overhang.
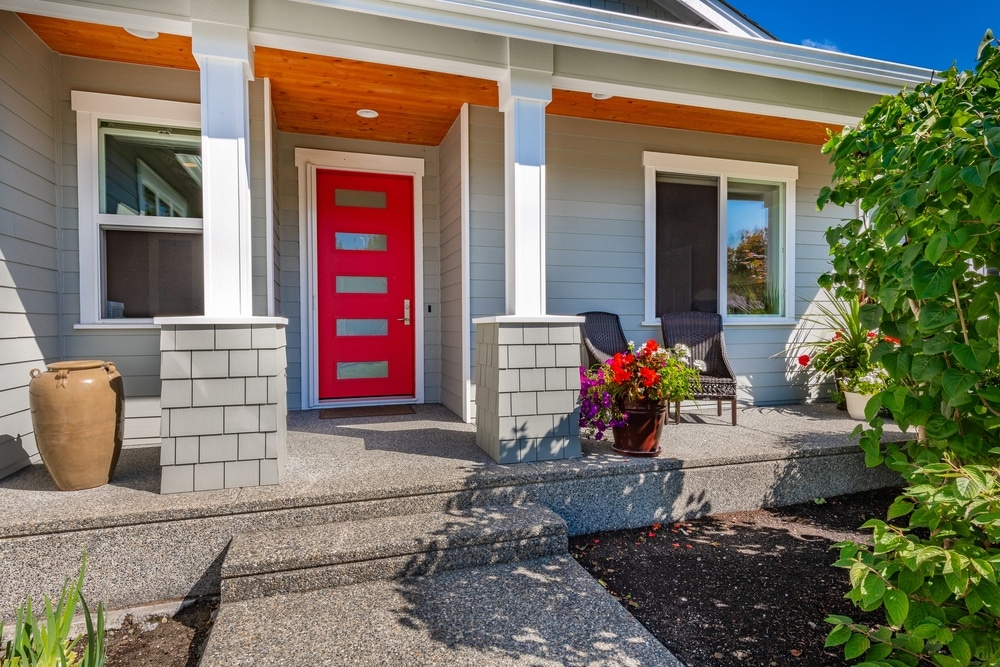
[292,0,933,95]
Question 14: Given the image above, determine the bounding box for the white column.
[192,4,253,316]
[500,40,553,317]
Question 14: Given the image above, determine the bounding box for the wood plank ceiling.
[19,14,832,146]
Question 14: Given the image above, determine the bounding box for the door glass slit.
[337,361,389,379]
[337,319,389,336]
[335,233,387,251]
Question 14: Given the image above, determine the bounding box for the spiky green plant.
[0,553,106,667]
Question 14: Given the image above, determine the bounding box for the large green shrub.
[818,32,1000,665]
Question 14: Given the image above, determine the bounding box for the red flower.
[639,367,659,387]
[798,354,810,366]
[832,331,841,341]
[883,335,900,345]
[867,331,876,338]
[644,339,659,353]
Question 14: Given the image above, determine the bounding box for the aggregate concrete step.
[220,503,567,602]
[202,555,682,667]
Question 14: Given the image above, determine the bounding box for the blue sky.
[731,1,998,72]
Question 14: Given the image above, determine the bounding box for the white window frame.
[72,91,202,327]
[642,151,798,326]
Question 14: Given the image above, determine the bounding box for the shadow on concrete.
[0,445,161,494]
[383,503,680,665]
[367,441,704,664]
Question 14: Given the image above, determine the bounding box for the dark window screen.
[104,230,203,318]
[655,177,719,316]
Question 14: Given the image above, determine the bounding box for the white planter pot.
[844,391,873,420]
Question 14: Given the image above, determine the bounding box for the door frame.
[295,148,425,409]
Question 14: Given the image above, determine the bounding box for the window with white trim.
[72,92,204,324]
[643,152,798,324]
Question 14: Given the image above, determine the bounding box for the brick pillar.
[155,317,288,494]
[473,316,583,463]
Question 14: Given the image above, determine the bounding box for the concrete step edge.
[220,534,568,602]
[221,503,567,579]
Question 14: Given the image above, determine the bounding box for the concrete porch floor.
[0,402,904,615]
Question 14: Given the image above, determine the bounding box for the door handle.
[398,299,411,326]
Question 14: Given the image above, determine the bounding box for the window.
[643,152,797,324]
[72,92,204,324]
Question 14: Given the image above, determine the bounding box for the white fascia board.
[552,75,860,126]
[249,29,505,80]
[0,0,192,35]
[292,0,932,95]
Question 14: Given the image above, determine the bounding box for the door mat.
[319,404,416,419]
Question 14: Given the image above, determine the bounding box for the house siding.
[53,58,199,448]
[250,79,269,317]
[0,21,233,476]
[0,12,60,478]
[276,133,442,410]
[439,112,465,419]
[467,106,505,409]
[467,106,851,405]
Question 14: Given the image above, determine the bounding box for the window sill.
[74,322,160,330]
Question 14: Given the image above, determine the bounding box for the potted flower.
[788,293,900,409]
[792,295,874,395]
[579,340,700,456]
[840,367,889,420]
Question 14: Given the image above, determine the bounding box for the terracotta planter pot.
[844,391,873,421]
[28,360,125,491]
[612,400,669,457]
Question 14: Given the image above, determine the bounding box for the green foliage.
[818,31,1000,665]
[727,227,779,314]
[0,554,106,667]
[828,455,1000,666]
[790,292,880,382]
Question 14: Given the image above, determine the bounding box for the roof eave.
[293,0,934,95]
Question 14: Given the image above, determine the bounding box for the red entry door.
[317,170,415,400]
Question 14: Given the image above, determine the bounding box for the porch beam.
[500,39,551,318]
[192,1,254,317]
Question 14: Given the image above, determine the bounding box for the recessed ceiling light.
[356,109,379,119]
[124,27,159,40]
[591,93,613,101]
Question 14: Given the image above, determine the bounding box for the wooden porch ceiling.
[19,14,833,146]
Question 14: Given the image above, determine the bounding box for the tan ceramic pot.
[28,360,125,491]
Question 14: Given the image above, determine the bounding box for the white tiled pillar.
[472,43,583,462]
[157,317,287,494]
[474,316,583,463]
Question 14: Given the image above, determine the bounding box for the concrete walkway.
[200,555,681,667]
[0,401,904,665]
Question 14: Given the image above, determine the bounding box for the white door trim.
[294,148,426,409]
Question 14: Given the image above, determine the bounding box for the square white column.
[192,11,254,317]
[500,40,553,317]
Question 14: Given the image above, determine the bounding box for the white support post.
[500,39,552,317]
[192,4,254,317]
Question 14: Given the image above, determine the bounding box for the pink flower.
[798,354,810,366]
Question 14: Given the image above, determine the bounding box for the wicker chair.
[578,311,629,369]
[660,311,738,425]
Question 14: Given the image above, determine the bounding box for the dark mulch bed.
[104,598,217,667]
[569,487,898,666]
